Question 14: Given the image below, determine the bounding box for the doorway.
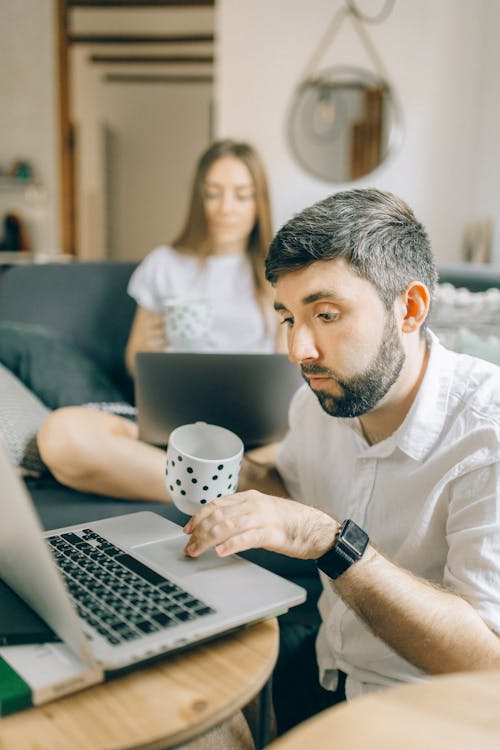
[58,1,215,260]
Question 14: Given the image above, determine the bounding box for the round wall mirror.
[288,65,403,182]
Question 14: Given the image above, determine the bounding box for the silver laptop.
[135,352,303,448]
[0,442,305,709]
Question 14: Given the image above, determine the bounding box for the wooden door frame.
[56,0,76,255]
[56,0,215,256]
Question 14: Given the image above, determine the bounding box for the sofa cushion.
[0,362,50,476]
[0,321,126,409]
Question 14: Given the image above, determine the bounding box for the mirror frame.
[287,64,403,183]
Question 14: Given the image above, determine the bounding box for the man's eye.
[317,312,339,322]
[280,316,294,327]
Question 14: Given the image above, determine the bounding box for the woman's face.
[203,156,257,254]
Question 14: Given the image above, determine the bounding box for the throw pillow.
[430,283,500,348]
[0,321,126,409]
[0,362,50,477]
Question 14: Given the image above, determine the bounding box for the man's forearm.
[334,546,500,674]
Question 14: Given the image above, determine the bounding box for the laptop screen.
[135,352,303,448]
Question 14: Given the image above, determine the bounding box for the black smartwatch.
[316,519,369,580]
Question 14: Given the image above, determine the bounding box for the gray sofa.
[1,258,499,733]
[431,261,500,292]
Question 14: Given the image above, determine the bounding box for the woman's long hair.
[172,139,274,317]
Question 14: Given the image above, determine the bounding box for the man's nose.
[289,325,320,364]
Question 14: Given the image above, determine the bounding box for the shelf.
[0,176,38,192]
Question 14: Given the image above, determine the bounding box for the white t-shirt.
[277,332,500,699]
[127,245,276,352]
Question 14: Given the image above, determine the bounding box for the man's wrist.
[316,519,370,580]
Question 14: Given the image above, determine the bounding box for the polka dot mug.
[162,297,212,351]
[165,422,244,516]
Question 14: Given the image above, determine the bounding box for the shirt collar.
[347,331,454,461]
[392,331,454,460]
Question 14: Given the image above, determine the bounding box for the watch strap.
[316,519,369,580]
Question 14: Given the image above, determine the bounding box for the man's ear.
[400,282,430,333]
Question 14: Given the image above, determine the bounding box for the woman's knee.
[38,407,107,478]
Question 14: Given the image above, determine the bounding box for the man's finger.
[183,491,254,534]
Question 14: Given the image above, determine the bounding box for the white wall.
[0,0,60,253]
[474,0,500,259]
[216,0,500,264]
[2,0,498,264]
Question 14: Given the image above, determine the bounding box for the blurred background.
[0,0,498,265]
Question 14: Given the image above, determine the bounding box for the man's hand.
[183,490,339,559]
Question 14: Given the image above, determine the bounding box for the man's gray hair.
[265,189,437,314]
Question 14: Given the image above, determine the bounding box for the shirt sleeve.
[444,456,500,635]
[127,246,172,312]
[276,385,309,502]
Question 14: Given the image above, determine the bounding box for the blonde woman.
[125,138,281,372]
[38,139,284,502]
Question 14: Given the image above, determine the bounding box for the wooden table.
[0,618,278,750]
[267,669,500,750]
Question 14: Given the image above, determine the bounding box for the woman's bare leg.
[38,406,170,502]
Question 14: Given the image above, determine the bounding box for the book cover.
[0,642,102,716]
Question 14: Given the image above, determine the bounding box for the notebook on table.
[134,352,303,448]
[0,442,305,716]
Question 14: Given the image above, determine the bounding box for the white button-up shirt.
[277,333,500,699]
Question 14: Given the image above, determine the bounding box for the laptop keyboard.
[47,529,215,646]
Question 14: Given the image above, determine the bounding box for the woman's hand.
[125,306,168,375]
[139,309,167,351]
[183,490,339,560]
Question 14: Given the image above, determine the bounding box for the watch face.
[341,520,369,558]
[316,519,369,580]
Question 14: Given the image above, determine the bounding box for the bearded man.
[184,188,500,732]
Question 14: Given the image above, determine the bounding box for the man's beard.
[302,312,405,419]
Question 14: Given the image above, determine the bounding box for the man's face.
[274,258,405,418]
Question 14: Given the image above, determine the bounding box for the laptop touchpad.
[132,537,239,582]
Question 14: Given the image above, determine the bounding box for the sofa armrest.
[438,263,500,292]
